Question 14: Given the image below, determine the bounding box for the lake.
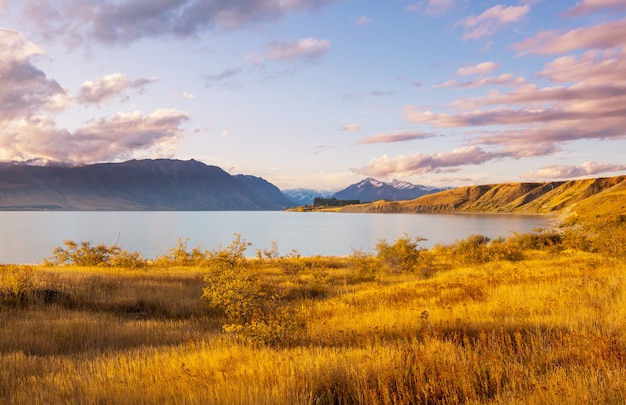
[0,211,555,264]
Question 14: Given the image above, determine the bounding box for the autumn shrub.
[375,233,428,274]
[44,240,146,268]
[0,265,34,305]
[156,237,209,266]
[346,249,379,282]
[202,234,304,346]
[590,217,626,259]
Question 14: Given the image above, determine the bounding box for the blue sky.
[1,0,626,190]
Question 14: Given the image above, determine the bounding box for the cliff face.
[0,159,292,211]
[339,176,626,215]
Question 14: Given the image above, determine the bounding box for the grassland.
[1,181,625,404]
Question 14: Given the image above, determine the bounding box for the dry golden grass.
[1,243,625,404]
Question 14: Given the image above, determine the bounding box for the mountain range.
[0,159,293,210]
[282,178,446,205]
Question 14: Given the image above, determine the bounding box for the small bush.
[44,240,146,268]
[202,234,305,346]
[347,249,379,282]
[156,237,208,266]
[375,234,427,274]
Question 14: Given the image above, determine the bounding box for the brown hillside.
[339,175,626,215]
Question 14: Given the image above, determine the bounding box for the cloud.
[77,73,155,104]
[407,0,456,16]
[522,162,626,179]
[0,29,68,127]
[205,68,242,82]
[359,130,433,144]
[433,73,526,89]
[512,17,626,55]
[457,61,500,76]
[359,146,506,177]
[459,4,530,40]
[564,0,626,17]
[1,109,188,163]
[20,0,336,46]
[0,28,189,164]
[352,16,372,25]
[340,124,360,132]
[268,37,330,63]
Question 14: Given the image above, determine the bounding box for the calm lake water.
[0,211,555,264]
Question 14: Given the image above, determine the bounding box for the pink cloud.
[1,109,188,163]
[359,130,433,144]
[457,61,500,76]
[0,29,68,127]
[434,73,526,89]
[268,37,330,63]
[459,4,530,40]
[565,0,626,17]
[359,146,506,177]
[522,162,626,179]
[512,17,626,55]
[340,124,360,132]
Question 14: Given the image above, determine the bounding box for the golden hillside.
[339,175,626,215]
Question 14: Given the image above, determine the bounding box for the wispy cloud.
[340,124,360,132]
[268,37,330,63]
[433,73,525,89]
[564,0,626,17]
[407,0,456,17]
[522,162,626,179]
[352,16,372,25]
[457,61,500,76]
[19,0,337,46]
[459,4,530,40]
[77,73,155,104]
[359,130,433,144]
[512,17,626,55]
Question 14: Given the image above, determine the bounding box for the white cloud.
[77,73,155,104]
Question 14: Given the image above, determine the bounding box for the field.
[1,213,625,405]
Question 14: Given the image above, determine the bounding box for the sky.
[1,0,626,191]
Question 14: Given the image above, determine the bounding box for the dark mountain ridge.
[0,159,293,211]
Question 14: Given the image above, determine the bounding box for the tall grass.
[1,230,625,404]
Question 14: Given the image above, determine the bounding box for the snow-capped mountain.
[332,178,447,203]
[281,188,335,206]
